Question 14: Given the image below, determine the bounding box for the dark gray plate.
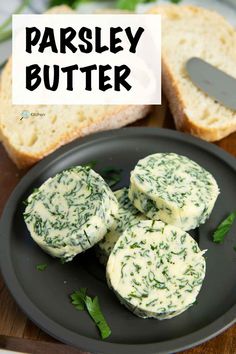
[0,128,236,354]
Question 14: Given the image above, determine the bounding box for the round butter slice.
[24,166,118,262]
[96,187,146,265]
[107,220,206,319]
[129,153,219,231]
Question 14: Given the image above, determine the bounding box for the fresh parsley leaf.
[170,0,182,3]
[101,167,122,187]
[48,0,83,9]
[117,0,154,11]
[70,288,87,310]
[49,0,181,11]
[213,211,236,243]
[83,160,97,169]
[85,295,111,339]
[36,263,48,271]
[70,288,111,339]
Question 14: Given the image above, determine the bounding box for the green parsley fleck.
[36,263,48,271]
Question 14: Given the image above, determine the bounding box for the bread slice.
[0,5,150,169]
[149,5,236,141]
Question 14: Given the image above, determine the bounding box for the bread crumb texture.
[0,6,150,168]
[149,5,236,141]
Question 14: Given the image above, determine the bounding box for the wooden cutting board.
[0,99,236,354]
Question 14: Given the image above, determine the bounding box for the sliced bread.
[149,5,236,141]
[0,5,150,169]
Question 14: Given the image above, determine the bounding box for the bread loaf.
[149,5,236,141]
[0,5,150,169]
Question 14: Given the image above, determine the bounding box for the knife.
[186,57,236,111]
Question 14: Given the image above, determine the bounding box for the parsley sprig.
[70,288,111,339]
[116,0,154,11]
[213,211,236,244]
[49,0,82,9]
[49,0,182,12]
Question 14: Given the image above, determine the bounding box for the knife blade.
[186,57,236,111]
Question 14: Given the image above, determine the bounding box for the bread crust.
[0,105,150,169]
[150,5,236,142]
[162,59,236,142]
[0,5,151,169]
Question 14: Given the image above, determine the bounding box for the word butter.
[12,14,161,105]
[25,26,144,93]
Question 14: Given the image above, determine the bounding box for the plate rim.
[1,127,236,354]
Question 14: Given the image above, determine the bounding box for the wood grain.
[0,104,235,354]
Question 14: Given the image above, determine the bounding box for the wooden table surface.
[0,101,236,354]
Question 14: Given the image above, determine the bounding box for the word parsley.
[101,167,122,187]
[213,211,236,244]
[70,288,111,339]
[36,263,48,271]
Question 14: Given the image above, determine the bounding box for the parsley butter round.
[107,220,206,320]
[24,166,118,262]
[129,153,219,231]
[96,187,146,265]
